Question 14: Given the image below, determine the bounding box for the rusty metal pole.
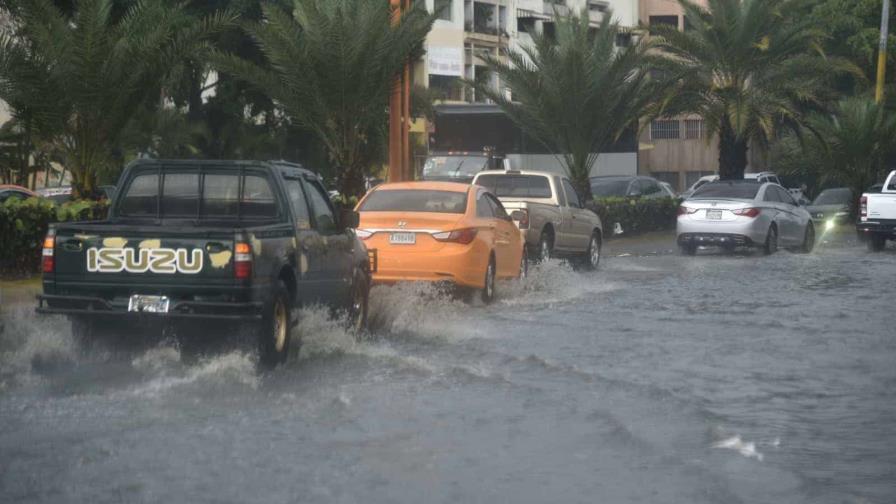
[388,0,412,182]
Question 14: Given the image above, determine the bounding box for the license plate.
[389,232,416,245]
[128,295,170,313]
[706,210,723,220]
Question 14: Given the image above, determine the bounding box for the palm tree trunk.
[718,122,748,180]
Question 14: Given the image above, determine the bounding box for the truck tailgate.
[866,193,896,219]
[49,223,239,298]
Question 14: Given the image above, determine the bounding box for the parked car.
[677,180,815,255]
[590,175,670,200]
[681,171,784,199]
[36,159,372,368]
[0,184,38,203]
[857,170,896,252]
[659,181,678,198]
[806,187,853,230]
[472,169,603,269]
[355,181,525,303]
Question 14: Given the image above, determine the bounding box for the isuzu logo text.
[87,247,203,274]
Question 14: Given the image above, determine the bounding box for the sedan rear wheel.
[763,225,778,255]
[800,224,816,253]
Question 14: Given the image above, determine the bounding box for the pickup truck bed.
[857,170,896,251]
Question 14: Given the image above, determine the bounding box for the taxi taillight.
[234,242,252,279]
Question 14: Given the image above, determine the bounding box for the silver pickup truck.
[858,170,896,251]
[472,170,603,269]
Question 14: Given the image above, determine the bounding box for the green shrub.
[587,196,680,237]
[0,198,109,276]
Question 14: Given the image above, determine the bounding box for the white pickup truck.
[472,170,603,270]
[857,170,896,251]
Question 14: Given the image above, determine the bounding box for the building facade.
[418,0,641,176]
[637,0,716,192]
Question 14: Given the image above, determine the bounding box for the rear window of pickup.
[117,169,279,219]
[475,175,552,198]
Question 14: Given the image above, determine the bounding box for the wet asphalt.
[1,228,894,504]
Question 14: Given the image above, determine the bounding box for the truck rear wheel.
[258,281,291,369]
[580,232,602,270]
[348,268,370,334]
[867,234,886,252]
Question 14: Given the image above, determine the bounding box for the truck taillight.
[234,242,252,279]
[42,231,55,274]
[511,210,530,229]
[860,195,867,218]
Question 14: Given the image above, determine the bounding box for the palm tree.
[0,0,233,198]
[776,97,896,213]
[651,0,855,180]
[471,11,658,201]
[214,0,435,197]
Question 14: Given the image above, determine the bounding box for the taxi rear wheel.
[480,256,496,304]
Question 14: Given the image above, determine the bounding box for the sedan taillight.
[732,208,761,218]
[432,228,478,245]
[677,206,698,216]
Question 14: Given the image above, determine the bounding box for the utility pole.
[875,0,890,103]
[389,0,413,182]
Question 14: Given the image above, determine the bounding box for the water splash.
[712,435,764,461]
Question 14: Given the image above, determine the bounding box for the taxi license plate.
[390,232,416,245]
[706,210,723,220]
[128,295,170,313]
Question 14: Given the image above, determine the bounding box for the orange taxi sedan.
[355,181,526,303]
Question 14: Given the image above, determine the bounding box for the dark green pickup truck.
[37,159,372,367]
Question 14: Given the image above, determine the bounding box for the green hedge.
[0,198,108,276]
[587,196,680,237]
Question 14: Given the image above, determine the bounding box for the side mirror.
[340,209,360,229]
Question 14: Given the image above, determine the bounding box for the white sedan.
[677,180,815,255]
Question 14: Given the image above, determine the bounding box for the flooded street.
[2,235,895,504]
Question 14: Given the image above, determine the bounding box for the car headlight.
[825,219,836,231]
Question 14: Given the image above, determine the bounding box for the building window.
[615,33,632,47]
[434,0,452,21]
[429,75,463,101]
[684,119,704,139]
[517,17,535,33]
[648,15,678,34]
[651,120,680,140]
[651,171,681,192]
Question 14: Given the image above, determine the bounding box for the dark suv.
[37,160,372,367]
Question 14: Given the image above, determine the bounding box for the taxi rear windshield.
[359,190,468,213]
[117,170,278,219]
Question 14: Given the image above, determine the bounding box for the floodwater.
[1,236,895,503]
